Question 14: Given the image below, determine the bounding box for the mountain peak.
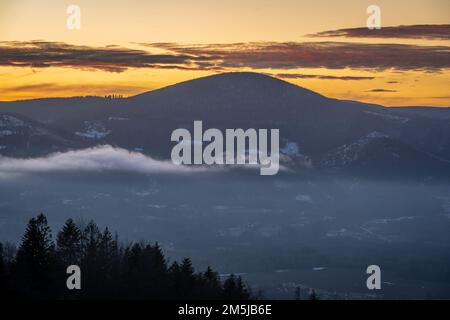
[131,71,324,102]
[192,71,288,83]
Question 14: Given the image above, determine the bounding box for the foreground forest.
[0,214,250,300]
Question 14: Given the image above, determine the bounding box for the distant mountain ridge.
[1,72,449,178]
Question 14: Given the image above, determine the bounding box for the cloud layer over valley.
[0,145,211,176]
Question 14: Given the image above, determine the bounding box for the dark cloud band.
[0,41,210,72]
[309,24,450,40]
[367,89,398,93]
[149,42,450,71]
[1,39,449,73]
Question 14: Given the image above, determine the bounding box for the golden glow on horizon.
[0,0,449,106]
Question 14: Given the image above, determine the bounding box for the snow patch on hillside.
[295,194,313,203]
[76,121,111,139]
[0,115,26,127]
[0,130,14,136]
[320,131,390,168]
[364,110,409,123]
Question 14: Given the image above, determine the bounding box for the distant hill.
[0,113,84,157]
[1,72,449,178]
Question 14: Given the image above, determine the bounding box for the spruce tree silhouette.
[55,219,84,299]
[80,220,102,297]
[236,276,249,299]
[143,243,168,298]
[202,266,221,299]
[295,286,301,300]
[181,258,194,277]
[149,243,167,275]
[0,243,4,276]
[222,274,238,299]
[180,258,196,298]
[98,227,116,274]
[309,289,319,300]
[169,261,183,298]
[56,219,82,266]
[222,274,250,300]
[120,243,137,298]
[0,243,5,296]
[13,213,55,298]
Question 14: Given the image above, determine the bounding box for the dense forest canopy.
[0,214,250,300]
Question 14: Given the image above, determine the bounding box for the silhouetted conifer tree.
[222,274,250,300]
[13,213,55,298]
[202,266,221,299]
[0,243,4,276]
[309,288,318,300]
[80,221,102,297]
[0,243,5,295]
[56,219,82,266]
[295,286,301,300]
[181,258,194,278]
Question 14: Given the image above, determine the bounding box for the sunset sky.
[0,0,449,106]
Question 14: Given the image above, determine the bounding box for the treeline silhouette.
[104,94,124,99]
[0,214,250,300]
